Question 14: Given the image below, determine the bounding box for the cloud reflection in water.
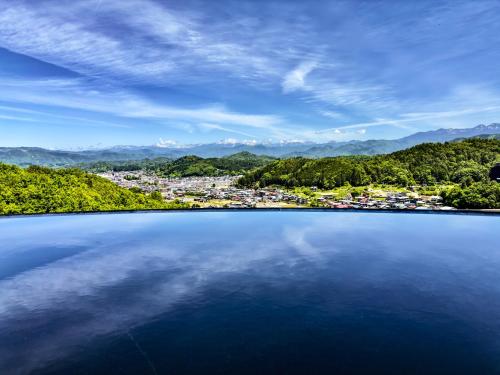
[0,212,499,374]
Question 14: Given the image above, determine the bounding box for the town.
[98,170,456,210]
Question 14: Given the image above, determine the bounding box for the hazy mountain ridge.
[0,146,184,167]
[1,123,499,166]
[287,123,500,157]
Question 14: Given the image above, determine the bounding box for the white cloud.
[0,114,36,122]
[197,123,256,138]
[320,110,345,120]
[0,103,131,128]
[0,4,173,82]
[282,61,318,93]
[282,62,397,119]
[156,138,177,148]
[242,139,258,146]
[306,81,394,109]
[356,129,366,135]
[317,104,500,134]
[217,138,239,145]
[0,0,286,84]
[0,77,322,141]
[0,77,283,130]
[2,1,499,144]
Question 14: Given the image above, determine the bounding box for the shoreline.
[1,206,499,219]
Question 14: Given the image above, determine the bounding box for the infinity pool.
[0,211,499,374]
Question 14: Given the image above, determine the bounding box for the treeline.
[0,164,188,215]
[80,152,276,177]
[237,139,500,208]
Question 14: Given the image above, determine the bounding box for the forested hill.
[0,164,187,215]
[238,138,500,188]
[237,139,500,208]
[80,152,276,177]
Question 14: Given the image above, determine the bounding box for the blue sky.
[1,0,500,148]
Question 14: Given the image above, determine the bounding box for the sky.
[1,0,500,149]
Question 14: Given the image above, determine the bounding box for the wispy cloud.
[197,123,257,138]
[282,61,318,93]
[282,61,397,117]
[1,0,500,146]
[0,113,36,122]
[0,78,264,124]
[0,0,288,84]
[316,104,500,135]
[0,77,309,139]
[0,4,173,81]
[319,110,345,120]
[0,103,131,128]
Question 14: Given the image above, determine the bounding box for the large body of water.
[0,211,499,374]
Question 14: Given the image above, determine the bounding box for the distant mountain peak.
[2,123,499,165]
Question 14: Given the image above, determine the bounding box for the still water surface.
[0,211,499,374]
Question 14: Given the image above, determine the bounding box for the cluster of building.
[193,187,308,208]
[98,171,307,207]
[97,171,159,192]
[98,171,455,210]
[319,191,455,210]
[97,171,237,194]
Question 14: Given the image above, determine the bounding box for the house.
[490,163,500,182]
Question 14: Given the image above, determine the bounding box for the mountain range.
[1,123,499,166]
[287,123,500,157]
